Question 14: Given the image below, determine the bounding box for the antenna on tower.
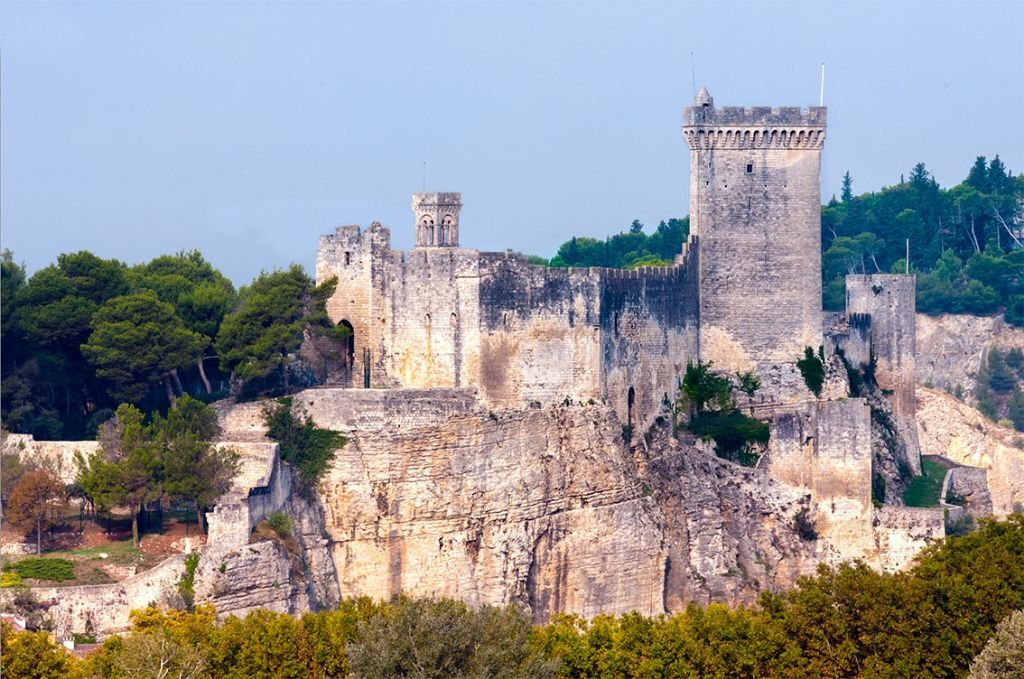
[690,51,697,99]
[819,63,825,106]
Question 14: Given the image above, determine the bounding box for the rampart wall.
[206,441,289,550]
[5,434,99,485]
[846,274,921,473]
[318,226,701,429]
[765,397,941,568]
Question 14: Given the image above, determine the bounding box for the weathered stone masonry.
[317,200,700,430]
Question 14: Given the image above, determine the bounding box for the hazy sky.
[2,1,1022,285]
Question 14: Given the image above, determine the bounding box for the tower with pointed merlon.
[683,87,827,375]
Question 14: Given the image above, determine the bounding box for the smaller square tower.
[413,192,462,247]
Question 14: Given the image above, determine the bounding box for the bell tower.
[412,192,462,247]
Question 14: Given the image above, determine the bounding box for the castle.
[317,87,940,567]
[12,89,954,638]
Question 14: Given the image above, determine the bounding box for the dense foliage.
[2,249,350,441]
[544,218,689,268]
[263,397,347,486]
[215,266,345,394]
[673,361,768,466]
[2,515,1022,678]
[822,158,1023,323]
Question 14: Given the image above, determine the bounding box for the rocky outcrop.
[297,392,820,622]
[917,386,1024,517]
[916,313,1024,396]
[194,541,296,617]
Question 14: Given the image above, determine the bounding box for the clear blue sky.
[2,0,1022,285]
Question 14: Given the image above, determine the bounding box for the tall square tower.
[683,88,827,373]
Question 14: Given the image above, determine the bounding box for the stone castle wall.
[317,227,701,429]
[683,104,826,378]
[765,397,943,568]
[5,434,99,485]
[846,274,921,474]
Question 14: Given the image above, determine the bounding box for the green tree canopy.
[82,291,206,404]
[215,265,340,392]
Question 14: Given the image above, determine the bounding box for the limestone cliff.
[916,313,1024,396]
[292,393,819,622]
[916,386,1024,517]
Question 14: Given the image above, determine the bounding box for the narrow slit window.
[344,252,352,265]
[746,163,754,174]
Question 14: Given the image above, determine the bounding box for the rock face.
[304,394,819,622]
[916,386,1024,517]
[916,313,1024,396]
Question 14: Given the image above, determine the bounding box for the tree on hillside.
[841,171,854,202]
[79,404,164,547]
[4,251,130,439]
[6,468,68,554]
[81,291,207,405]
[215,266,343,393]
[130,251,236,393]
[970,609,1024,679]
[155,395,238,534]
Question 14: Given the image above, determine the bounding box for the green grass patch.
[903,458,947,507]
[2,557,76,581]
[1,571,23,588]
[50,538,143,565]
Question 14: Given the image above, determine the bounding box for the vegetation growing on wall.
[796,346,825,398]
[263,397,347,486]
[673,361,769,467]
[4,514,1023,678]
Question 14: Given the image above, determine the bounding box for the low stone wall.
[216,388,482,440]
[15,554,185,639]
[294,387,481,434]
[206,443,290,550]
[4,434,99,485]
[871,506,945,571]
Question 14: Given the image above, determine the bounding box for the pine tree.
[967,156,990,193]
[841,172,854,202]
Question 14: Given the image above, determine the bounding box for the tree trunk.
[281,356,290,393]
[36,518,42,555]
[164,375,177,406]
[170,368,185,396]
[131,510,140,548]
[197,358,212,394]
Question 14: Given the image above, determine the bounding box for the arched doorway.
[340,320,355,385]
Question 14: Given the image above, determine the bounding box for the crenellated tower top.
[412,192,461,248]
[683,90,826,150]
